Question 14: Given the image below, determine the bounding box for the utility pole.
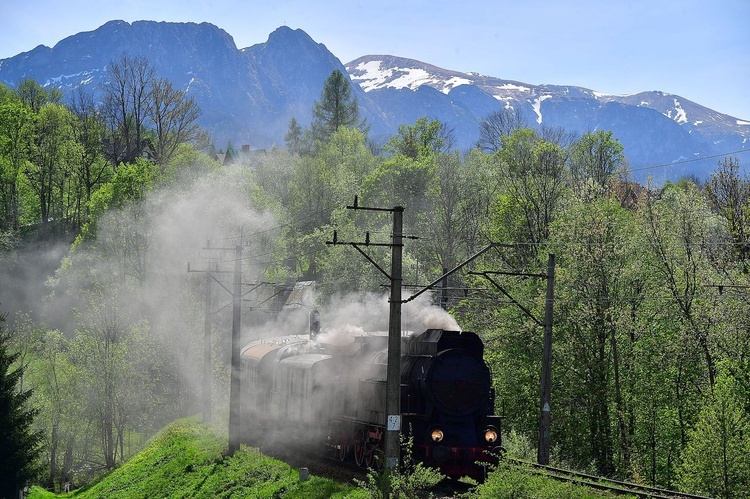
[203,267,212,422]
[384,206,403,472]
[538,253,555,465]
[469,252,555,465]
[188,242,230,424]
[440,267,448,310]
[188,238,254,453]
[327,198,404,496]
[228,243,243,454]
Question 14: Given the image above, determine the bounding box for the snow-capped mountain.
[0,21,747,181]
[347,55,749,181]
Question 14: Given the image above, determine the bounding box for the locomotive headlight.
[430,428,444,443]
[484,427,498,443]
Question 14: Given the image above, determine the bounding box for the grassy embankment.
[26,418,620,498]
[27,419,364,499]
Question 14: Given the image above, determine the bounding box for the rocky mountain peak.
[0,22,747,181]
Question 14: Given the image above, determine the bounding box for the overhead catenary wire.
[627,148,749,173]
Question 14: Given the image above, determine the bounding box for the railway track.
[259,431,711,498]
[507,458,710,498]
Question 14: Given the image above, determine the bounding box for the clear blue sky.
[1,0,748,119]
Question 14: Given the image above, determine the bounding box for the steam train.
[239,326,502,480]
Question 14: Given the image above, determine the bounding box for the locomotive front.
[401,329,502,479]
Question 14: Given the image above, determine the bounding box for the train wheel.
[365,442,383,469]
[338,443,348,462]
[354,429,366,467]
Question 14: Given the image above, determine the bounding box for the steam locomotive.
[239,326,502,479]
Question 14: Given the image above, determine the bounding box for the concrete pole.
[228,244,242,454]
[203,269,212,422]
[441,266,448,310]
[537,253,555,465]
[384,206,404,476]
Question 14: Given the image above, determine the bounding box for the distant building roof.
[211,145,267,166]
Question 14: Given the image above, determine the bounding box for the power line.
[628,148,749,173]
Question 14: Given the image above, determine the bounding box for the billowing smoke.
[318,290,460,338]
[35,164,279,429]
[253,288,462,348]
[0,235,71,328]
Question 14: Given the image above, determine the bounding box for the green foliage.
[0,311,44,497]
[361,153,435,211]
[354,433,444,498]
[0,97,34,230]
[26,419,362,499]
[704,156,750,265]
[80,158,159,240]
[569,130,625,197]
[284,117,303,155]
[678,370,750,498]
[468,463,612,499]
[309,70,367,147]
[491,127,568,265]
[384,116,452,160]
[502,429,537,461]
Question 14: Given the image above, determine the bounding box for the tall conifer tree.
[309,70,367,145]
[0,310,42,498]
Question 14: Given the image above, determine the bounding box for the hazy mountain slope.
[0,21,378,147]
[1,21,747,180]
[347,55,749,181]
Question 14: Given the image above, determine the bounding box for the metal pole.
[441,266,448,310]
[384,206,404,476]
[203,268,212,422]
[228,244,242,454]
[538,253,555,465]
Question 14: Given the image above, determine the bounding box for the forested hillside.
[1,58,749,499]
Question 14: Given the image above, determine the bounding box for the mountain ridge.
[0,20,747,181]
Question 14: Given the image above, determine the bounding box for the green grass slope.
[27,419,365,499]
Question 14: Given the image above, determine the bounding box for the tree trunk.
[50,423,58,485]
[62,436,75,480]
[610,324,630,473]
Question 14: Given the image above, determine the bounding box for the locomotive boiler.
[240,327,502,479]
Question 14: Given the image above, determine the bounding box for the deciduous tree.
[146,77,205,168]
[477,107,527,153]
[100,55,155,166]
[569,130,625,198]
[678,371,750,498]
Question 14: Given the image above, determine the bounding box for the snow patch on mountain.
[350,60,392,91]
[44,68,101,88]
[531,94,553,124]
[497,83,532,93]
[443,76,472,93]
[388,67,439,90]
[670,98,688,124]
[349,58,471,94]
[349,60,440,91]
